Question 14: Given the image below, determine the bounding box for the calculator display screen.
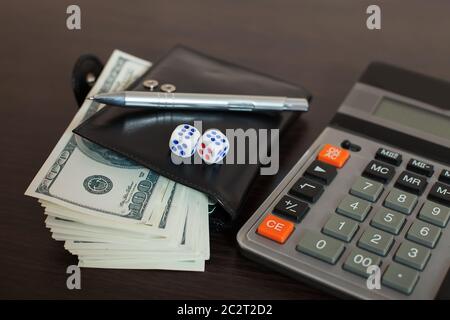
[374,98,450,140]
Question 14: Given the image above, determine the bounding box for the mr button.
[363,160,395,183]
[395,171,428,195]
[257,214,294,244]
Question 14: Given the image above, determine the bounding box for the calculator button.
[439,169,450,184]
[336,195,371,222]
[384,189,418,215]
[406,220,441,249]
[407,158,434,177]
[418,200,450,227]
[375,148,402,166]
[395,171,428,195]
[290,177,324,203]
[382,263,419,295]
[296,230,345,264]
[257,214,294,244]
[343,248,382,278]
[273,195,309,223]
[358,227,394,256]
[304,160,337,185]
[350,177,383,202]
[322,215,359,242]
[363,160,395,183]
[317,144,350,168]
[428,182,450,206]
[370,209,406,235]
[394,241,431,271]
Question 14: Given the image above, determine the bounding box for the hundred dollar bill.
[25,50,187,237]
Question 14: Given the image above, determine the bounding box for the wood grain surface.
[1,0,449,299]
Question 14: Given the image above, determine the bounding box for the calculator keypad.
[370,209,405,235]
[384,189,418,214]
[317,144,350,168]
[336,195,371,221]
[394,241,431,271]
[296,230,345,264]
[439,169,450,184]
[363,160,396,183]
[289,177,324,203]
[257,214,294,244]
[406,220,441,248]
[382,263,420,295]
[358,227,394,256]
[418,201,450,227]
[304,160,337,185]
[350,177,383,202]
[273,195,309,223]
[375,148,402,166]
[322,214,359,242]
[252,140,450,298]
[395,171,428,195]
[343,248,381,278]
[407,159,434,177]
[428,182,450,205]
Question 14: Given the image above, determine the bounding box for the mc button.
[363,160,395,183]
[257,214,294,244]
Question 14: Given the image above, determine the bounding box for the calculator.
[237,62,450,299]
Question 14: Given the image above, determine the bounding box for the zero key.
[296,230,345,264]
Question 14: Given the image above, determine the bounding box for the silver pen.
[88,91,309,112]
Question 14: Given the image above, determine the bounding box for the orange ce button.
[257,214,294,244]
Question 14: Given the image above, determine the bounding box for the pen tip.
[87,96,94,100]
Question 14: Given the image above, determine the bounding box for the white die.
[197,129,229,164]
[169,124,201,158]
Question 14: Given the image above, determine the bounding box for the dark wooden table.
[1,0,449,299]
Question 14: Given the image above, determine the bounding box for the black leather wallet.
[73,45,311,223]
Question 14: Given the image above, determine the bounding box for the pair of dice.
[169,124,229,164]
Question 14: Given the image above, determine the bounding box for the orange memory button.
[257,214,294,244]
[317,144,350,168]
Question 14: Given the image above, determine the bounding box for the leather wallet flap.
[73,45,311,220]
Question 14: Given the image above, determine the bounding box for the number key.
[384,188,418,214]
[350,177,383,202]
[322,214,359,242]
[418,200,450,227]
[336,195,371,222]
[370,209,405,235]
[343,248,382,278]
[296,230,345,264]
[358,227,394,256]
[394,241,431,271]
[406,220,441,248]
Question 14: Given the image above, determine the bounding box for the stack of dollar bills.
[25,50,210,271]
